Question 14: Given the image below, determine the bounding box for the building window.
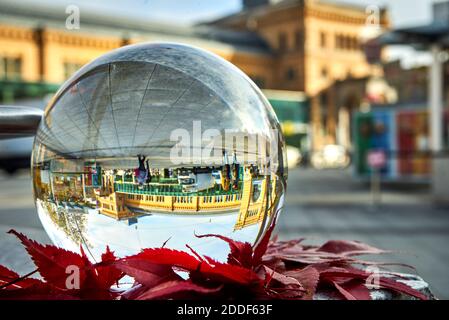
[342,36,357,51]
[320,31,327,48]
[335,34,340,49]
[294,30,303,50]
[335,35,359,51]
[285,67,296,81]
[319,92,328,134]
[0,56,22,80]
[344,36,349,50]
[352,37,360,50]
[278,32,288,52]
[348,36,354,50]
[63,62,83,80]
[321,66,328,78]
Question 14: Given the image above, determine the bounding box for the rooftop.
[0,1,271,55]
[201,0,381,26]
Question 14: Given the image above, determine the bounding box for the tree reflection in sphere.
[32,43,287,262]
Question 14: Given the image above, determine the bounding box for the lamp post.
[429,44,444,153]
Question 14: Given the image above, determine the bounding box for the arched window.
[278,32,288,52]
[320,31,327,48]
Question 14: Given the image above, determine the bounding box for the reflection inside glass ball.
[32,43,286,262]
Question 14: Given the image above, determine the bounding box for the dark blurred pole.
[0,106,43,139]
[371,168,381,207]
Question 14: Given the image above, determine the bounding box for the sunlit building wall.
[0,0,390,149]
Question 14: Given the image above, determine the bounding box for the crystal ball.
[32,43,287,262]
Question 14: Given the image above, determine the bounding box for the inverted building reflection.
[30,44,286,262]
[33,156,278,238]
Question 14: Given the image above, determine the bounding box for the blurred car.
[0,99,47,174]
[286,145,302,168]
[0,136,34,174]
[310,144,350,169]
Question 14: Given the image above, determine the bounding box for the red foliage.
[0,227,429,300]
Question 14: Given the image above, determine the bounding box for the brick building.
[0,0,390,149]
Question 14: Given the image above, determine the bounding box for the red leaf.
[2,230,429,301]
[8,230,90,289]
[0,265,18,282]
[101,246,116,263]
[92,246,123,290]
[134,248,260,286]
[332,280,372,300]
[332,282,356,300]
[135,280,221,300]
[0,265,20,288]
[284,266,320,300]
[8,230,123,299]
[269,253,346,265]
[195,258,261,286]
[0,282,78,300]
[0,266,42,289]
[320,267,428,300]
[113,258,179,287]
[262,265,302,288]
[120,283,148,300]
[135,248,201,271]
[261,266,304,299]
[317,240,386,256]
[253,222,275,266]
[195,234,253,268]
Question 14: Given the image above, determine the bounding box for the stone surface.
[314,273,435,300]
[1,167,447,298]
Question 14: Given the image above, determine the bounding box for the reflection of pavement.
[2,168,449,298]
[0,170,51,275]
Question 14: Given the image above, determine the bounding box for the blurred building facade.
[207,0,390,149]
[0,0,389,150]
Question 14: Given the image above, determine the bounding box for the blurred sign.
[367,149,386,169]
[354,110,393,177]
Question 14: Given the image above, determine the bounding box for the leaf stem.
[0,268,39,289]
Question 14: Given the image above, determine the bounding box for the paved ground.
[277,168,449,299]
[1,167,449,298]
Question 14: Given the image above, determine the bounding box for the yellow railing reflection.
[31,165,278,230]
[97,190,243,217]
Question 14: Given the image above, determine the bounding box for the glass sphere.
[32,43,287,262]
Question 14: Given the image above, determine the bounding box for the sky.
[4,0,437,26]
[2,0,443,66]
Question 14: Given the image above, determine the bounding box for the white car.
[0,100,47,174]
[286,145,302,168]
[311,144,350,169]
[178,171,215,193]
[0,136,34,174]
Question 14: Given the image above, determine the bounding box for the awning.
[376,21,449,48]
